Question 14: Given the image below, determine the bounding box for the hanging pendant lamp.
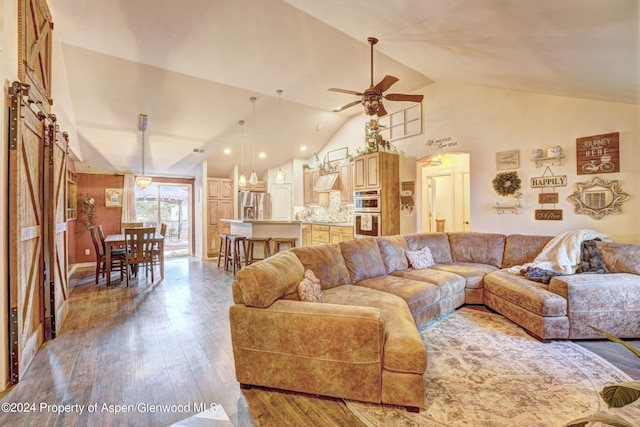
[275,89,286,184]
[249,97,258,185]
[136,114,152,190]
[238,120,247,187]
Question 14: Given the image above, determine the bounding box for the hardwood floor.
[0,257,637,426]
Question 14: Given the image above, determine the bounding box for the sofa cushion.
[235,251,305,308]
[502,234,553,268]
[298,269,325,303]
[376,235,409,274]
[597,242,640,275]
[405,246,435,269]
[339,237,387,283]
[447,232,506,268]
[391,269,466,299]
[484,270,567,317]
[291,244,351,289]
[404,232,452,263]
[431,262,498,290]
[355,275,441,315]
[323,285,427,375]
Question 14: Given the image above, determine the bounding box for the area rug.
[345,307,640,426]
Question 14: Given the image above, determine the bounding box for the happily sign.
[530,175,568,188]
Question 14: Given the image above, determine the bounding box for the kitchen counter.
[221,219,302,225]
[220,219,302,257]
[301,221,354,227]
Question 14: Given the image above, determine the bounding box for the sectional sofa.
[229,231,640,411]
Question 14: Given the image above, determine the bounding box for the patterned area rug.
[345,307,640,426]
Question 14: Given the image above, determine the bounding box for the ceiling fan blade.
[328,88,363,96]
[384,93,424,102]
[332,100,362,112]
[376,103,388,117]
[373,75,399,92]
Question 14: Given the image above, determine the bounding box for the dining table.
[104,232,165,286]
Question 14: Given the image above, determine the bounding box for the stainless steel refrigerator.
[239,191,271,220]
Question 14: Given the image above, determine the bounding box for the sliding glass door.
[135,183,191,257]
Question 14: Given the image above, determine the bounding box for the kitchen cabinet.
[330,225,354,244]
[353,152,398,190]
[311,224,330,246]
[207,177,233,257]
[339,162,353,204]
[301,224,312,247]
[303,169,320,205]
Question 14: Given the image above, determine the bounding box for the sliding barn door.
[46,124,70,338]
[8,82,47,384]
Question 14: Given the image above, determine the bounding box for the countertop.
[301,221,354,227]
[220,218,302,225]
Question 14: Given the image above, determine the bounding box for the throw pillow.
[406,246,435,269]
[298,269,325,303]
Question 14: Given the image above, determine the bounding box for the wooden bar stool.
[246,237,272,265]
[216,233,229,267]
[225,235,247,275]
[272,237,297,253]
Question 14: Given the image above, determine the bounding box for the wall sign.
[530,175,567,188]
[535,209,563,221]
[538,193,559,204]
[576,132,619,175]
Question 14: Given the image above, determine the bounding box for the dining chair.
[152,223,167,267]
[124,227,156,286]
[90,226,127,284]
[121,222,143,234]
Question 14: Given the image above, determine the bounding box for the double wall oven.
[354,189,381,237]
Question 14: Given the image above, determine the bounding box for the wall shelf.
[492,205,522,215]
[530,155,565,167]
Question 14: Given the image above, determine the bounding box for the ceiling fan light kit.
[329,36,423,117]
[136,113,152,190]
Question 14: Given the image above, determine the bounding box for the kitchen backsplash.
[295,192,354,223]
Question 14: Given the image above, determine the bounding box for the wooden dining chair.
[152,223,167,267]
[89,226,127,284]
[124,227,156,286]
[121,222,143,234]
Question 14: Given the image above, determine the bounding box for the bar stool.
[216,233,228,267]
[246,237,272,265]
[225,235,247,275]
[272,237,297,253]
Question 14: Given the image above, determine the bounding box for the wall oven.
[354,189,382,237]
[354,189,381,212]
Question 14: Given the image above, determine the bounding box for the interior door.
[8,82,47,384]
[47,127,70,338]
[426,174,454,232]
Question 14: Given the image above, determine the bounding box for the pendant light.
[275,89,286,184]
[86,165,95,204]
[238,120,247,187]
[136,113,152,190]
[249,96,258,185]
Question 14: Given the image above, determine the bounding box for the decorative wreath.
[492,171,522,197]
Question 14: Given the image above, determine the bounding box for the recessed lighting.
[258,152,266,159]
[316,123,325,131]
[300,146,307,152]
[223,148,232,154]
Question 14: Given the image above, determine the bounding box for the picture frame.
[105,188,123,208]
[327,147,348,162]
[496,149,519,170]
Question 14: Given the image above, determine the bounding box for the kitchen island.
[220,219,303,258]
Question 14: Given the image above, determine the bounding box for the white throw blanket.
[506,229,611,275]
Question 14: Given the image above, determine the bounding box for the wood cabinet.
[354,152,390,190]
[339,162,353,204]
[207,177,233,257]
[330,225,354,244]
[301,224,312,247]
[303,169,320,205]
[311,224,330,246]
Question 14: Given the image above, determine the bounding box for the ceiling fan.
[329,37,424,117]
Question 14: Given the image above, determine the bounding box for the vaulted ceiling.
[48,0,639,179]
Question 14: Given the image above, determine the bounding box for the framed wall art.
[496,149,519,170]
[105,188,123,208]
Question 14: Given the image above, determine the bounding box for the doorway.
[135,183,192,257]
[421,153,471,232]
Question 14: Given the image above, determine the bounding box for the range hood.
[313,173,340,192]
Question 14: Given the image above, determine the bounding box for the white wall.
[319,82,640,243]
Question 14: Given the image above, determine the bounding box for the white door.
[271,184,293,220]
[463,172,471,231]
[426,174,454,232]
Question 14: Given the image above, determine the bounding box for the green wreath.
[492,171,522,197]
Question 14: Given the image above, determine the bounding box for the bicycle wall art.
[576,132,620,175]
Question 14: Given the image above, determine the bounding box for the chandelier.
[136,114,152,190]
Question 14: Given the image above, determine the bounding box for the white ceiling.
[48,0,639,179]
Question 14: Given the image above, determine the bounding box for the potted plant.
[564,326,640,427]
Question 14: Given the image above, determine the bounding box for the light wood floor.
[0,257,638,426]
